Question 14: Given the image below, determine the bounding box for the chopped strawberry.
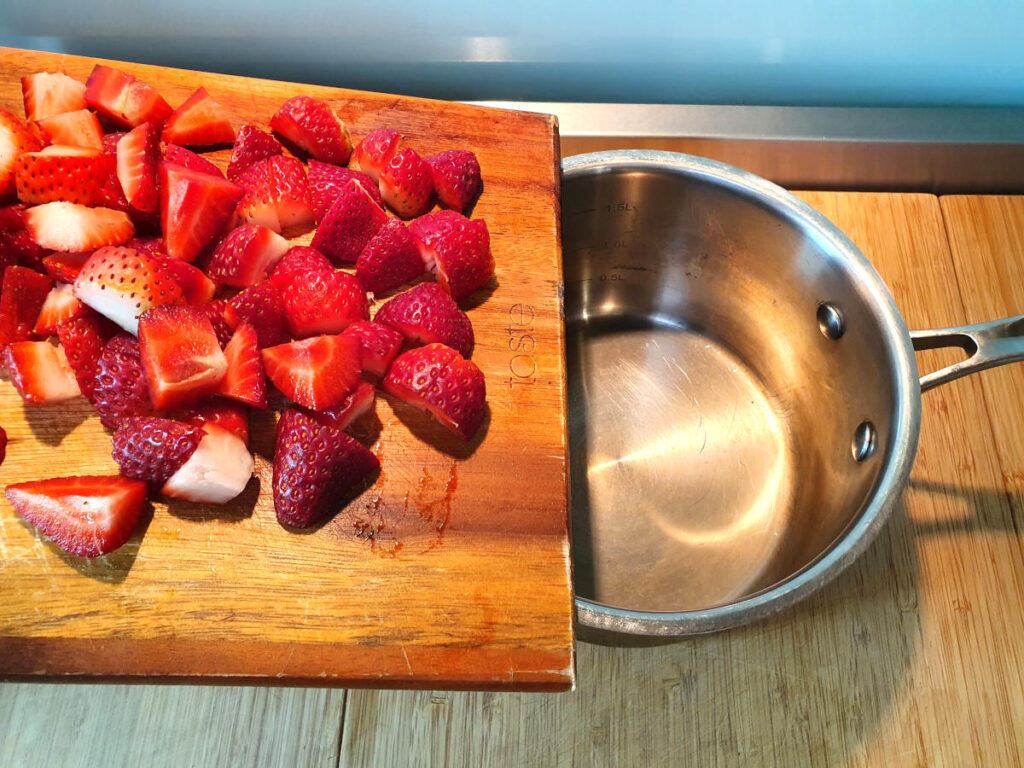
[149,252,216,305]
[216,323,267,408]
[383,343,486,440]
[0,203,50,270]
[225,124,282,181]
[234,154,314,233]
[21,73,87,122]
[161,87,235,146]
[25,202,134,252]
[123,236,167,258]
[409,211,493,300]
[55,309,117,399]
[42,251,91,283]
[15,145,111,206]
[349,129,401,184]
[261,334,361,410]
[268,243,333,290]
[73,246,184,334]
[271,246,369,337]
[111,416,203,485]
[309,178,387,264]
[355,217,424,294]
[0,426,6,465]
[224,280,287,348]
[34,109,104,150]
[373,283,474,358]
[272,408,379,528]
[138,304,228,411]
[378,148,433,219]
[162,144,224,178]
[270,96,352,165]
[5,340,82,404]
[88,333,152,429]
[5,475,146,557]
[341,320,404,378]
[0,109,44,201]
[160,423,253,505]
[425,150,482,212]
[116,123,160,213]
[177,398,249,445]
[159,162,243,262]
[304,380,375,431]
[307,160,384,223]
[197,298,233,348]
[84,65,173,129]
[205,224,289,288]
[406,209,467,267]
[33,283,84,335]
[0,265,52,348]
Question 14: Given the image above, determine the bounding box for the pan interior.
[563,163,897,614]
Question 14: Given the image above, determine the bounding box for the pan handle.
[911,314,1024,392]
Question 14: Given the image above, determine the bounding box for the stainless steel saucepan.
[562,150,1024,642]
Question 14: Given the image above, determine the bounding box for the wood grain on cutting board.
[0,47,574,690]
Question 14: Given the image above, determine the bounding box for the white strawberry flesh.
[161,424,254,505]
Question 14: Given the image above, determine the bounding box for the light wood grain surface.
[4,194,1024,761]
[0,48,574,690]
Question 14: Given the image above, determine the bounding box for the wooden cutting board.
[0,47,574,691]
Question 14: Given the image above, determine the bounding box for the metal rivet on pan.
[852,420,877,462]
[817,302,845,340]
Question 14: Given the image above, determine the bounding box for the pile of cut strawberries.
[0,66,493,559]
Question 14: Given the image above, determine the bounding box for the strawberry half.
[307,159,384,223]
[16,145,112,206]
[382,343,486,440]
[5,475,146,557]
[55,309,117,399]
[162,144,224,178]
[73,246,184,334]
[161,87,235,146]
[138,303,228,411]
[205,224,289,288]
[373,282,474,358]
[271,247,369,337]
[21,72,88,122]
[378,148,434,219]
[355,216,424,294]
[425,150,482,212]
[0,108,44,201]
[234,155,314,233]
[305,380,376,431]
[309,178,387,264]
[272,408,379,528]
[160,423,253,505]
[84,65,173,129]
[111,416,203,485]
[341,320,404,378]
[25,202,134,252]
[88,333,152,429]
[116,123,160,213]
[0,265,52,348]
[224,280,287,348]
[5,340,82,404]
[216,322,267,408]
[261,334,361,410]
[349,128,401,184]
[32,283,84,335]
[34,109,104,150]
[159,162,243,262]
[226,124,282,181]
[270,96,352,165]
[177,398,249,445]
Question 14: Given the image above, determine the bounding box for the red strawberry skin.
[355,217,425,295]
[261,334,361,411]
[5,475,146,557]
[349,128,400,184]
[89,333,152,429]
[0,265,52,348]
[161,87,235,146]
[197,298,233,348]
[272,249,369,337]
[310,178,387,265]
[138,304,228,411]
[425,150,482,212]
[16,147,112,206]
[84,65,173,129]
[308,160,384,223]
[42,251,91,283]
[341,320,403,379]
[235,155,314,233]
[378,148,434,219]
[270,96,352,165]
[272,408,379,528]
[226,125,282,181]
[205,224,289,288]
[0,108,44,201]
[55,308,117,399]
[116,123,161,213]
[224,280,288,348]
[162,144,224,178]
[160,162,243,262]
[382,343,486,440]
[216,322,267,408]
[0,203,51,270]
[111,416,203,485]
[373,282,474,358]
[433,217,494,301]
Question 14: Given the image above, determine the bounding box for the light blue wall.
[2,1,1023,106]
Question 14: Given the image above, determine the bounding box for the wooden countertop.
[5,192,1024,766]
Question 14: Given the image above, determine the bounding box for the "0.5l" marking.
[508,304,536,388]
